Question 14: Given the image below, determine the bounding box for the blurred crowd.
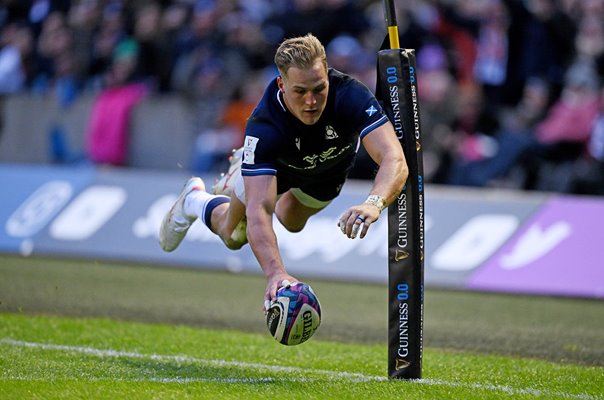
[1,0,603,195]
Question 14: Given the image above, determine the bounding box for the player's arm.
[243,174,298,311]
[364,119,408,208]
[339,120,408,238]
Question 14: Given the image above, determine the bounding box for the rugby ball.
[266,282,322,346]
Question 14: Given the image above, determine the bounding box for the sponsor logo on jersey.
[243,136,259,164]
[295,145,351,169]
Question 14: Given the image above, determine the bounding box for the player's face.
[278,59,329,125]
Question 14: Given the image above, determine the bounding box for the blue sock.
[202,195,230,231]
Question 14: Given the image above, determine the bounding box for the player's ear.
[277,76,284,92]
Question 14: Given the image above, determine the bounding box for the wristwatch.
[365,195,386,212]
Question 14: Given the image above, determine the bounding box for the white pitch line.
[2,375,310,384]
[0,338,381,382]
[1,338,600,400]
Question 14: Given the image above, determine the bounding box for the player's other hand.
[337,203,381,239]
[263,272,298,313]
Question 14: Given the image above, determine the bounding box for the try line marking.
[1,338,600,400]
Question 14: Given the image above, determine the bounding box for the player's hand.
[263,272,298,313]
[337,202,381,239]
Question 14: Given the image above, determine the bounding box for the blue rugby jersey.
[241,68,388,198]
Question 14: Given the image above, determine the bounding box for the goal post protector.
[377,0,425,380]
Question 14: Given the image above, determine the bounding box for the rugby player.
[160,34,408,311]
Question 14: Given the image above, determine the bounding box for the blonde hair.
[274,33,327,77]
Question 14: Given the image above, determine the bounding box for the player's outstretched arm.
[338,121,408,239]
[243,174,299,311]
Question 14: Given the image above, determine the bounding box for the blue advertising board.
[1,163,602,298]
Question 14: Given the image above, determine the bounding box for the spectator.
[220,10,272,72]
[132,2,173,92]
[85,37,148,166]
[504,0,576,105]
[443,76,551,188]
[472,0,510,109]
[0,22,34,93]
[67,0,102,90]
[1,0,603,195]
[32,11,79,104]
[436,82,500,186]
[221,68,269,142]
[574,13,604,79]
[87,1,128,90]
[262,0,369,46]
[569,85,604,195]
[525,61,601,190]
[160,1,194,64]
[447,59,600,190]
[184,55,237,172]
[416,43,458,182]
[219,67,273,149]
[0,21,33,137]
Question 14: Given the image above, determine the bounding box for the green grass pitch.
[0,255,602,399]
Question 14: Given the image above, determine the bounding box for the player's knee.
[277,213,307,233]
[281,220,306,233]
[224,237,247,250]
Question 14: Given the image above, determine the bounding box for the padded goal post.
[377,0,425,380]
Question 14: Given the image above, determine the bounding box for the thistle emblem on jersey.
[325,125,338,140]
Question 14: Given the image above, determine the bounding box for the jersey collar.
[276,89,287,112]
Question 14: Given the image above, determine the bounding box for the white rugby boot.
[212,147,243,196]
[159,177,205,252]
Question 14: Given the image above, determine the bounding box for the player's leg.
[212,148,243,196]
[274,189,330,232]
[159,177,247,252]
[159,177,228,252]
[160,148,250,252]
[274,173,344,232]
[180,180,247,250]
[206,192,247,250]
